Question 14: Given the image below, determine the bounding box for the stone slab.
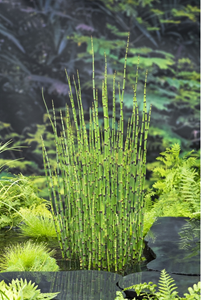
[0,270,200,300]
[145,217,200,275]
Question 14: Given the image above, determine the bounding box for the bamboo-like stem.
[42,34,151,272]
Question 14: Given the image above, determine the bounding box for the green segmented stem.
[42,34,151,272]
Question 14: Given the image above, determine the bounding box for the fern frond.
[178,219,200,257]
[144,189,156,212]
[157,269,178,299]
[180,167,200,212]
[171,143,181,156]
[156,156,169,165]
[185,157,197,168]
[148,144,200,219]
[157,143,181,168]
[153,166,167,177]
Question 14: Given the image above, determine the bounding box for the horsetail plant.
[41,34,152,273]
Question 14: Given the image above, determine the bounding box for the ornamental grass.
[42,34,151,272]
[0,241,59,272]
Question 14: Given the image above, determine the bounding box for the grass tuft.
[0,240,59,272]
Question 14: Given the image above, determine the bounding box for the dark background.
[0,0,200,176]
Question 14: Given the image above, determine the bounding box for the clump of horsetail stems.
[41,33,151,273]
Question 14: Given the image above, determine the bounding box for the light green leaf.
[121,56,174,69]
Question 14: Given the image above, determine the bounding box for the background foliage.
[0,0,200,180]
[143,143,200,235]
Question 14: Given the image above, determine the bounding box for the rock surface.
[145,217,200,275]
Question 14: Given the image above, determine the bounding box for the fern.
[171,5,200,22]
[145,144,200,220]
[0,174,49,229]
[178,218,200,258]
[143,190,158,236]
[120,56,174,70]
[0,278,59,300]
[115,269,200,300]
[147,125,185,151]
[156,269,178,299]
[180,167,200,213]
[156,143,181,168]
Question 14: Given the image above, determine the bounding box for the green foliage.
[147,125,186,151]
[18,206,58,240]
[29,175,50,199]
[42,35,151,272]
[25,115,57,170]
[182,282,201,300]
[0,0,199,177]
[0,173,49,229]
[106,24,129,37]
[115,291,125,300]
[25,110,79,172]
[143,191,158,237]
[120,54,174,70]
[178,218,200,258]
[0,129,38,174]
[125,281,157,299]
[98,0,156,13]
[0,278,59,300]
[0,158,35,173]
[157,269,178,299]
[0,139,30,173]
[0,140,52,229]
[115,269,200,300]
[0,140,21,156]
[145,144,200,219]
[71,25,199,154]
[0,240,59,272]
[171,5,200,22]
[69,33,126,59]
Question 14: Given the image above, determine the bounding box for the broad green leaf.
[121,91,162,111]
[154,50,175,59]
[160,19,181,24]
[129,47,152,55]
[121,56,174,69]
[177,71,200,81]
[149,85,177,98]
[147,27,160,30]
[150,8,164,15]
[165,77,200,89]
[106,23,128,37]
[92,39,99,53]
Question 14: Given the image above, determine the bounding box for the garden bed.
[0,226,155,275]
[0,217,200,300]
